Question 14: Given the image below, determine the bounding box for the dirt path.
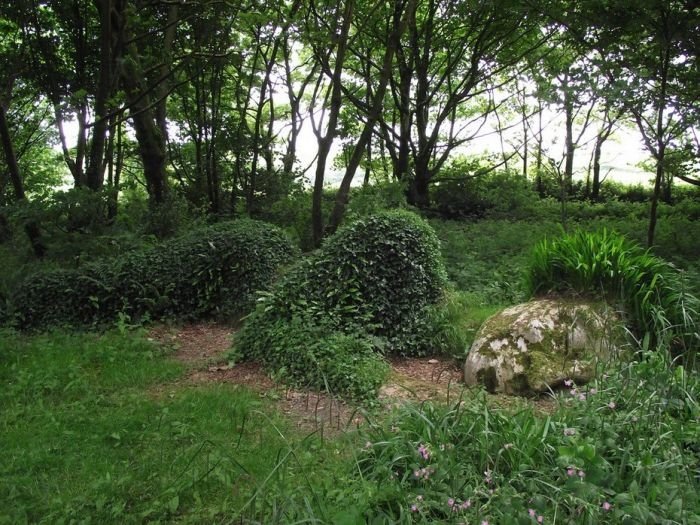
[148,323,475,434]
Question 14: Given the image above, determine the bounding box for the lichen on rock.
[464,298,621,395]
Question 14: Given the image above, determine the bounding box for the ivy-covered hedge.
[235,210,447,400]
[12,220,297,330]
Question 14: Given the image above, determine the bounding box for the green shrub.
[235,210,447,400]
[432,162,537,219]
[240,317,389,401]
[525,228,699,355]
[11,219,297,329]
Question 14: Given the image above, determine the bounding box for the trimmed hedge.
[235,210,447,400]
[12,220,297,329]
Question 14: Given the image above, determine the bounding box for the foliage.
[421,289,502,360]
[10,219,297,329]
[432,160,539,219]
[350,349,700,524]
[525,228,699,355]
[0,328,343,524]
[235,210,448,399]
[236,317,389,401]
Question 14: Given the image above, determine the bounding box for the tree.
[561,0,700,245]
[377,0,550,207]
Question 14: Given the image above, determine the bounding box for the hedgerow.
[11,220,297,329]
[235,210,447,400]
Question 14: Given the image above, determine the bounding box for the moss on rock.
[464,298,622,395]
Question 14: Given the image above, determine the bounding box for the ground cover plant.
[2,196,699,524]
[234,210,448,400]
[0,328,352,524]
[349,349,700,524]
[9,219,297,330]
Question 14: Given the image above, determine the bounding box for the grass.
[0,328,350,524]
[352,350,700,524]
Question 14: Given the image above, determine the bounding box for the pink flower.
[460,500,472,509]
[602,501,612,511]
[411,504,419,513]
[608,401,616,410]
[578,393,587,401]
[481,521,489,525]
[564,428,576,436]
[577,470,585,478]
[537,516,544,523]
[567,468,576,476]
[448,498,455,507]
[528,508,536,517]
[564,379,573,387]
[418,444,431,460]
[590,388,597,395]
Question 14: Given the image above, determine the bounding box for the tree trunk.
[592,136,603,201]
[326,0,409,235]
[0,104,45,257]
[563,84,574,198]
[118,7,169,206]
[310,0,354,247]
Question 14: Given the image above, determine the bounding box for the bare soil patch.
[149,323,555,433]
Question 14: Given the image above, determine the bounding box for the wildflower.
[577,470,585,478]
[418,443,431,460]
[484,469,493,484]
[413,467,434,480]
[608,401,616,410]
[537,516,544,523]
[563,428,576,436]
[364,441,372,449]
[411,504,419,513]
[578,393,586,401]
[569,388,577,396]
[503,443,514,450]
[566,468,576,476]
[589,388,597,395]
[460,500,472,510]
[602,501,612,511]
[448,498,455,508]
[528,509,536,517]
[416,495,423,502]
[564,379,573,387]
[481,521,489,525]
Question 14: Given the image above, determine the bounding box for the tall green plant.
[525,228,699,355]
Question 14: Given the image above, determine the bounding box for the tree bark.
[310,0,354,247]
[0,103,45,257]
[326,0,409,235]
[118,6,169,206]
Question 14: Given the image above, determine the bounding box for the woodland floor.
[148,323,554,436]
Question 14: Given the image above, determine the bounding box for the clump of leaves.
[11,219,298,329]
[351,348,699,524]
[525,228,699,356]
[235,210,447,400]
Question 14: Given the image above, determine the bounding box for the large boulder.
[464,298,618,395]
